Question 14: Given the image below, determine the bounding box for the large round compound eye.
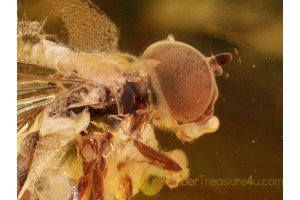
[143,41,214,123]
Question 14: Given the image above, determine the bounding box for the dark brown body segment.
[134,139,182,172]
[17,132,39,195]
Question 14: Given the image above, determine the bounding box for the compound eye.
[143,41,215,123]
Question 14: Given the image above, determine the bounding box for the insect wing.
[17,62,84,133]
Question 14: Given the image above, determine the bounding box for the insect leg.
[133,139,182,172]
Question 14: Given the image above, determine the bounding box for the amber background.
[18,0,283,199]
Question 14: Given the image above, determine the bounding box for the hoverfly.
[17,16,232,200]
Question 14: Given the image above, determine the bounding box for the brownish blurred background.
[18,0,283,199]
